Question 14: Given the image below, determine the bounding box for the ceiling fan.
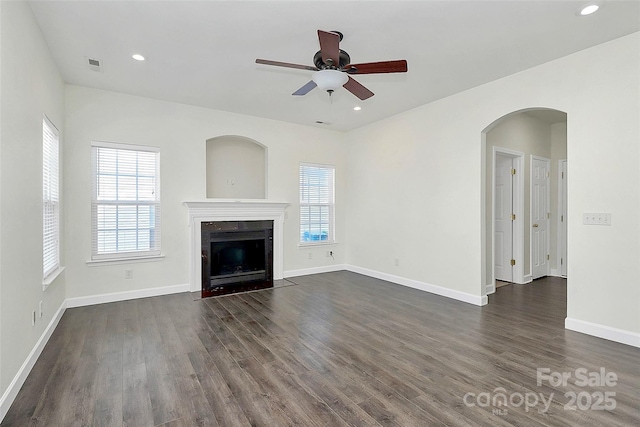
[256,30,408,101]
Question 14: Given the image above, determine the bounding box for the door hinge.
[511,214,516,221]
[561,258,563,265]
[511,168,516,175]
[562,172,564,179]
[547,171,550,178]
[561,215,564,222]
[547,213,550,219]
[510,259,516,266]
[547,254,550,260]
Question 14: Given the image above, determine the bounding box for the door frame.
[557,159,567,277]
[530,155,551,279]
[490,147,525,294]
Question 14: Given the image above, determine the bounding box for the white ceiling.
[28,1,640,131]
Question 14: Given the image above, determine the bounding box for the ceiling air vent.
[86,57,102,72]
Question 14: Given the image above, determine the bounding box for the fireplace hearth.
[201,220,273,297]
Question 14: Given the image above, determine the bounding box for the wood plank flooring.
[2,272,639,426]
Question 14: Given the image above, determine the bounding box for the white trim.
[557,159,568,277]
[549,268,563,277]
[297,241,339,248]
[66,283,190,308]
[184,200,289,292]
[345,265,487,306]
[42,265,65,289]
[520,274,533,284]
[284,264,346,278]
[86,254,165,266]
[0,299,67,423]
[565,318,640,348]
[486,283,496,295]
[91,139,160,153]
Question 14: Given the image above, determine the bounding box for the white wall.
[0,0,66,398]
[346,33,640,336]
[64,86,346,299]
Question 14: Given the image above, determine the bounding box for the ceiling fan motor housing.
[313,49,351,70]
[255,29,407,100]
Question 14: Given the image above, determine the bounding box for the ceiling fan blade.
[256,59,318,71]
[318,30,340,67]
[292,80,317,96]
[344,60,408,74]
[343,76,374,100]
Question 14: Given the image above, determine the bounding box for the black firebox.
[201,220,273,297]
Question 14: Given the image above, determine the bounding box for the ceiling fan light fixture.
[312,70,348,92]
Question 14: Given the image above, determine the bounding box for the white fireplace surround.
[184,200,289,293]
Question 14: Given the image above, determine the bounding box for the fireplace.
[201,220,273,297]
[184,200,288,296]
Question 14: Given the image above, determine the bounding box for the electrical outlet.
[308,252,313,260]
[394,258,400,266]
[326,250,334,258]
[125,269,133,279]
[39,301,43,318]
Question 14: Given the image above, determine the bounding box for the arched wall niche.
[481,107,567,295]
[206,135,267,199]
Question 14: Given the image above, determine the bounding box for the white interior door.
[495,154,513,282]
[559,160,567,276]
[532,156,550,279]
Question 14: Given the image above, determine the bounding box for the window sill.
[86,254,165,266]
[298,241,338,248]
[43,266,65,290]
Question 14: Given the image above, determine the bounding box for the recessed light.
[132,54,145,61]
[579,3,599,16]
[353,106,362,111]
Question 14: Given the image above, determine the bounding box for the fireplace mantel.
[184,200,289,292]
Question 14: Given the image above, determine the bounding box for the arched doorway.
[482,108,567,295]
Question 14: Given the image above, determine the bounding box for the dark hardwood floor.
[2,272,639,426]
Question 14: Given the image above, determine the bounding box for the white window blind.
[299,163,335,243]
[43,117,60,279]
[91,142,160,260]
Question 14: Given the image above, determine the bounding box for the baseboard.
[486,283,496,295]
[345,265,487,306]
[549,269,567,278]
[284,264,346,278]
[66,283,191,308]
[0,299,67,422]
[565,317,640,348]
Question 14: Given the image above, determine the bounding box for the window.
[43,117,60,281]
[91,141,160,260]
[299,163,335,243]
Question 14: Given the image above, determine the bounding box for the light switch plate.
[583,213,611,226]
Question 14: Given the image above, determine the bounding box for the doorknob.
[532,223,539,228]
